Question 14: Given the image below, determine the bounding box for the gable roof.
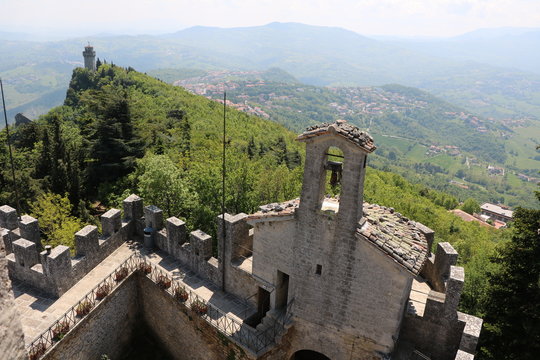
[247,199,430,275]
[296,120,376,153]
[480,203,513,219]
[357,203,429,275]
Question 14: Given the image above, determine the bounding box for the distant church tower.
[82,44,96,71]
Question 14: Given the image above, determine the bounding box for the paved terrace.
[12,240,255,345]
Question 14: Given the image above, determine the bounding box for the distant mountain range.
[1,22,540,123]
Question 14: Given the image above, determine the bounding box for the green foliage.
[29,192,83,251]
[134,153,197,224]
[479,199,540,360]
[461,198,481,215]
[364,169,500,263]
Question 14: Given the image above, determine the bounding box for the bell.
[327,160,342,187]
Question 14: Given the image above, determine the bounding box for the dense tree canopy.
[479,195,540,360]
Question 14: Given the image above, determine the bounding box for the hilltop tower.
[82,44,96,71]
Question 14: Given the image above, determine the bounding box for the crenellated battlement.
[0,195,142,297]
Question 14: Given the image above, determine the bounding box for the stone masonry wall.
[0,248,27,360]
[145,204,223,288]
[43,273,139,360]
[138,274,254,360]
[1,195,141,297]
[400,243,483,360]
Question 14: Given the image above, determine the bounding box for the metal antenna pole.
[221,91,227,291]
[0,78,21,219]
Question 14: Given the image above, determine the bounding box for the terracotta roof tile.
[296,120,376,153]
[357,203,429,275]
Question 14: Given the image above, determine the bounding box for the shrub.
[138,262,152,274]
[52,321,70,341]
[192,299,208,315]
[29,341,47,360]
[76,300,93,317]
[115,267,128,281]
[95,283,111,300]
[174,286,189,302]
[157,274,171,289]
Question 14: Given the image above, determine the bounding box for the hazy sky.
[1,0,539,37]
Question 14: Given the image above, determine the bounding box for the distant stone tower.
[82,44,96,71]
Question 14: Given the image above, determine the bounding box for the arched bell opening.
[290,349,332,360]
[319,146,344,214]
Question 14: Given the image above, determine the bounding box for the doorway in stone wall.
[290,350,331,360]
[275,270,289,310]
[257,287,270,318]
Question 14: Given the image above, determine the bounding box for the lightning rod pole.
[0,78,21,219]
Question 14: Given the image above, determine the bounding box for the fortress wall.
[400,263,482,360]
[138,274,254,360]
[421,242,459,293]
[43,273,139,360]
[2,195,140,297]
[150,208,223,287]
[261,318,386,360]
[0,248,27,360]
[219,213,259,305]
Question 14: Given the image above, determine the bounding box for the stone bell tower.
[296,120,376,235]
[290,120,378,342]
[82,44,96,71]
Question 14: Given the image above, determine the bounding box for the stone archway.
[290,349,331,360]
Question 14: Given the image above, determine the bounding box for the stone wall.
[400,243,483,360]
[262,319,383,360]
[43,273,139,360]
[146,205,223,287]
[0,248,27,360]
[0,195,141,297]
[138,274,254,360]
[219,213,259,306]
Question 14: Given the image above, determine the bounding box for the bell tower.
[290,120,376,331]
[296,120,376,234]
[82,44,96,71]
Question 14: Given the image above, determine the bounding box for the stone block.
[1,228,12,253]
[42,245,71,277]
[75,225,99,257]
[457,312,483,354]
[18,214,41,248]
[123,194,143,220]
[454,350,475,360]
[12,238,39,268]
[101,209,122,236]
[445,266,465,316]
[423,290,445,321]
[0,205,18,230]
[166,217,186,245]
[190,230,212,260]
[144,205,163,230]
[435,242,458,281]
[217,213,250,261]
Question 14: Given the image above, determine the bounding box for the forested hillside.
[174,72,539,208]
[1,63,534,358]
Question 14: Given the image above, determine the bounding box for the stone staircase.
[254,307,294,355]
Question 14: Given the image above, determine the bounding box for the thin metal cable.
[0,78,21,218]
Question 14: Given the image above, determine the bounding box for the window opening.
[320,146,344,213]
[315,264,322,275]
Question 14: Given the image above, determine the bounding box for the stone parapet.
[421,242,459,292]
[144,205,163,230]
[1,195,138,297]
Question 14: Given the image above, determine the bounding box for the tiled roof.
[480,203,513,218]
[296,120,376,153]
[357,203,429,275]
[247,198,430,275]
[246,199,300,221]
